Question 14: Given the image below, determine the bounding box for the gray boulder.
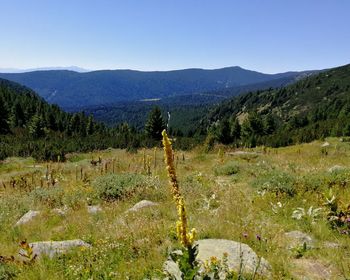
[19,239,91,259]
[15,210,40,226]
[127,200,158,212]
[195,239,271,277]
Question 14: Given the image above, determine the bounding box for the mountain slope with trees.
[0,67,312,109]
[0,78,141,160]
[204,63,350,147]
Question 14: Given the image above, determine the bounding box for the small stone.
[328,165,344,173]
[291,259,337,280]
[163,260,183,280]
[227,151,258,156]
[285,231,315,249]
[87,205,102,214]
[15,210,40,226]
[127,200,158,212]
[321,142,330,147]
[19,239,91,259]
[52,206,68,216]
[323,241,341,249]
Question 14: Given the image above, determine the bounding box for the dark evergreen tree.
[0,96,9,134]
[10,101,25,128]
[217,118,232,144]
[145,106,165,140]
[28,114,46,138]
[230,117,241,141]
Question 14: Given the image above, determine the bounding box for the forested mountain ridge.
[0,66,313,109]
[71,73,314,134]
[204,63,350,147]
[0,78,104,137]
[0,78,140,161]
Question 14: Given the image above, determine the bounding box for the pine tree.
[86,115,94,135]
[231,117,241,141]
[145,107,166,140]
[0,96,9,134]
[28,114,46,138]
[217,118,232,144]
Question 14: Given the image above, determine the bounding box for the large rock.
[285,231,315,249]
[127,200,158,212]
[15,210,40,226]
[195,239,271,277]
[19,239,91,259]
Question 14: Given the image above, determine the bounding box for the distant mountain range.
[0,66,89,73]
[0,66,315,109]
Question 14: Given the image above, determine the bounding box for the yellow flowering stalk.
[162,130,196,247]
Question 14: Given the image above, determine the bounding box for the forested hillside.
[204,64,350,147]
[79,74,306,132]
[0,67,311,108]
[0,79,139,160]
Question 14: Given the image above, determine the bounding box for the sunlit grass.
[1,138,350,278]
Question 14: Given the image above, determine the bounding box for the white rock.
[195,239,271,277]
[163,260,183,280]
[19,239,91,259]
[328,165,344,173]
[15,210,40,226]
[52,206,68,216]
[321,142,330,147]
[127,200,158,212]
[285,231,315,249]
[87,205,103,214]
[323,241,341,249]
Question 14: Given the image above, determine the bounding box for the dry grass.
[1,138,350,279]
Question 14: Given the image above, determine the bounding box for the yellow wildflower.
[162,130,196,247]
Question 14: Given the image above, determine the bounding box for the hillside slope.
[203,63,350,146]
[0,67,311,108]
[0,78,117,160]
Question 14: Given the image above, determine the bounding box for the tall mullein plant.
[162,130,196,249]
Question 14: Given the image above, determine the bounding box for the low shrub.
[0,263,18,280]
[92,173,153,201]
[214,161,239,176]
[324,169,350,188]
[29,186,65,208]
[252,169,297,196]
[297,174,324,192]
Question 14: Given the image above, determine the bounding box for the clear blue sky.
[0,0,349,73]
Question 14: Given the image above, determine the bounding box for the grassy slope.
[1,139,350,279]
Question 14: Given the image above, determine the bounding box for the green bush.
[252,169,296,196]
[297,174,324,192]
[214,161,239,176]
[0,263,18,280]
[324,169,350,188]
[92,173,151,201]
[30,186,65,207]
